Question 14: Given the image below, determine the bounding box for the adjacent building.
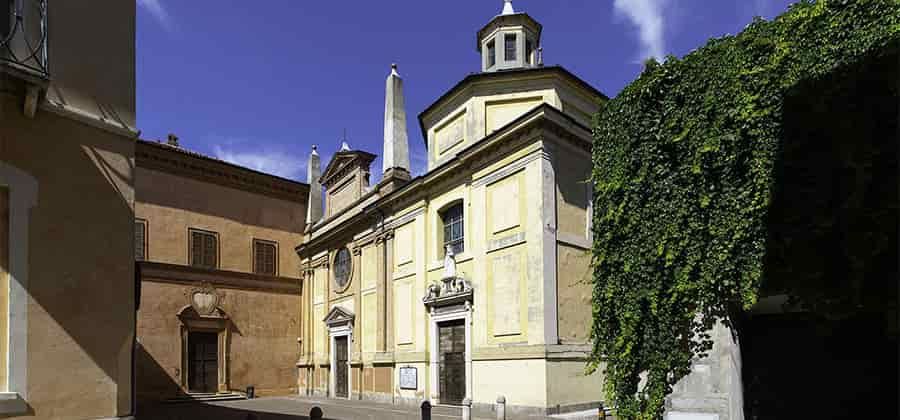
[134,137,308,402]
[0,0,137,418]
[295,2,608,416]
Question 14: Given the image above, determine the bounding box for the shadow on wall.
[6,107,138,414]
[743,45,898,419]
[135,342,183,403]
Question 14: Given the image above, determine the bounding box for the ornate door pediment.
[323,306,355,329]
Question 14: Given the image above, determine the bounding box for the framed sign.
[399,366,417,390]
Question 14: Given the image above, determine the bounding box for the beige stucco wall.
[137,280,300,400]
[1,93,135,419]
[135,167,305,277]
[423,74,600,170]
[546,360,604,408]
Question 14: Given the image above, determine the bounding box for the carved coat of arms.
[189,283,223,317]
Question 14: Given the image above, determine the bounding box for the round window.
[333,248,352,290]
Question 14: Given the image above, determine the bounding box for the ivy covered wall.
[588,1,899,418]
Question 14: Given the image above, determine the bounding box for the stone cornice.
[295,104,591,257]
[136,140,309,203]
[138,261,301,295]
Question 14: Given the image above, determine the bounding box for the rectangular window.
[190,229,218,269]
[441,203,464,256]
[135,219,147,261]
[253,239,277,276]
[487,39,496,68]
[504,33,517,62]
[525,39,534,65]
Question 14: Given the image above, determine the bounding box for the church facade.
[295,2,608,416]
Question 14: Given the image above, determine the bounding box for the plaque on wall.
[399,366,417,390]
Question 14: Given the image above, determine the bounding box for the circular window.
[333,248,352,290]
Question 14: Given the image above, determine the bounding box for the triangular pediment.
[320,150,377,187]
[323,306,355,327]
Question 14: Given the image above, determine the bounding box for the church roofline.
[296,103,592,256]
[416,65,608,148]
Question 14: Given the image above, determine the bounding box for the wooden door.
[334,336,349,398]
[188,332,218,393]
[439,320,466,405]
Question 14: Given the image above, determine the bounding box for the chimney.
[166,133,179,147]
[380,63,411,193]
[305,145,323,230]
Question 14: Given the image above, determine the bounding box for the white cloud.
[137,0,173,32]
[213,145,306,181]
[613,0,667,62]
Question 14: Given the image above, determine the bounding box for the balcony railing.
[1,0,48,80]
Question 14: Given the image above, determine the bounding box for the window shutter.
[135,221,145,261]
[191,231,203,267]
[255,241,276,275]
[264,244,274,275]
[203,234,216,268]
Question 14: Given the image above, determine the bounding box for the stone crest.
[189,283,223,317]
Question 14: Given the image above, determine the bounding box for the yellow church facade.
[296,3,607,416]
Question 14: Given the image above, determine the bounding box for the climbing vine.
[588,1,899,419]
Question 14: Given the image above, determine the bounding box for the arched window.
[441,203,464,256]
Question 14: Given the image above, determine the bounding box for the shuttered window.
[190,229,218,269]
[254,240,277,276]
[135,219,147,261]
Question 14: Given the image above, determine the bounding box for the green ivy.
[588,1,900,419]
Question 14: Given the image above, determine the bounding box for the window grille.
[441,203,464,255]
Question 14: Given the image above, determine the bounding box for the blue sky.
[136,0,795,182]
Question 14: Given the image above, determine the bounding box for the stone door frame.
[328,323,352,400]
[429,306,472,405]
[324,306,355,400]
[177,305,230,394]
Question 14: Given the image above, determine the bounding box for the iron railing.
[1,0,48,79]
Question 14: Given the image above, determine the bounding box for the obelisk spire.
[382,63,410,175]
[502,0,515,15]
[305,145,323,229]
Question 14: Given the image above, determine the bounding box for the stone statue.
[423,283,441,302]
[443,244,457,279]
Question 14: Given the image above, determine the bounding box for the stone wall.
[665,321,743,420]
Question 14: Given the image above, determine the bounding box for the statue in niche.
[443,244,457,279]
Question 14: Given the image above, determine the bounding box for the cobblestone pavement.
[137,396,500,420]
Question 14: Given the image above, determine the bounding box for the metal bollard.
[496,396,506,420]
[462,397,472,420]
[309,406,323,420]
[420,400,432,420]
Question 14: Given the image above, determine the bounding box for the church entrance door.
[438,319,466,405]
[188,331,218,393]
[334,336,349,398]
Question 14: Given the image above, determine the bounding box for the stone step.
[164,392,247,404]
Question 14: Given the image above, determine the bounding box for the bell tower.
[477,0,543,73]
